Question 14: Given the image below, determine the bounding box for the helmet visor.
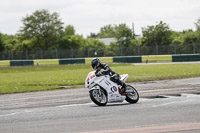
[91,61,98,70]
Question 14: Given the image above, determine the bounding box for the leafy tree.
[16,38,37,50]
[183,30,198,44]
[171,31,184,45]
[19,9,64,50]
[142,21,172,46]
[87,33,98,38]
[65,25,75,36]
[195,18,200,31]
[86,38,105,50]
[84,38,106,57]
[181,30,199,54]
[97,24,116,38]
[2,34,19,51]
[195,18,200,41]
[0,33,4,51]
[97,24,134,56]
[169,31,184,54]
[115,24,133,48]
[105,42,119,56]
[98,24,133,43]
[114,24,134,55]
[169,30,199,54]
[59,35,85,49]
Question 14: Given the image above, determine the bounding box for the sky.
[0,0,200,37]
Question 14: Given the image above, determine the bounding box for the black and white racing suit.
[95,63,126,91]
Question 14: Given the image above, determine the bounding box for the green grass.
[0,60,10,67]
[85,57,113,64]
[33,59,59,66]
[0,63,200,94]
[142,55,172,63]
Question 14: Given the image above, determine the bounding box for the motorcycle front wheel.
[90,89,107,106]
[125,85,139,104]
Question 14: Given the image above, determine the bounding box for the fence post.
[87,49,90,57]
[174,43,177,54]
[71,47,73,58]
[40,48,43,59]
[26,49,28,59]
[11,50,13,60]
[138,45,140,55]
[104,48,106,57]
[193,42,196,54]
[55,48,58,58]
[156,44,158,55]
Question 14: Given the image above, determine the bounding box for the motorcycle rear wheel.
[90,89,107,106]
[125,85,139,103]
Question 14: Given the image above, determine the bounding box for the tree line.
[0,9,200,56]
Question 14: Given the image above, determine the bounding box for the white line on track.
[152,94,200,108]
[0,112,21,117]
[0,109,35,118]
[152,100,190,108]
[56,102,94,108]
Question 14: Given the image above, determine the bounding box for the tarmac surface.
[0,77,199,110]
[0,77,200,133]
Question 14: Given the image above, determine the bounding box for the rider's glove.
[95,71,102,76]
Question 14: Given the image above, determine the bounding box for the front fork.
[99,89,102,96]
[89,85,103,97]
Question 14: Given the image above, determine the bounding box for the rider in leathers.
[91,58,126,93]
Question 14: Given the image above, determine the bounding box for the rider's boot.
[122,82,127,93]
[119,80,127,93]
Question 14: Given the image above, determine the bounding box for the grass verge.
[85,57,113,64]
[142,55,172,63]
[33,59,59,66]
[0,63,200,94]
[0,60,10,67]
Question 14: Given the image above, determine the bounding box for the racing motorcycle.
[85,71,139,106]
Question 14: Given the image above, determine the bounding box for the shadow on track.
[90,102,138,107]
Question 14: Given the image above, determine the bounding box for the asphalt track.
[0,77,200,133]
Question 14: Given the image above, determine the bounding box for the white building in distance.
[98,38,117,45]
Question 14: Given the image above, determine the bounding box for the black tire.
[125,85,139,104]
[90,89,108,106]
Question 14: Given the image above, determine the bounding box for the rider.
[91,58,126,93]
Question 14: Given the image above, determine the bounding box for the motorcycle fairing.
[88,74,126,103]
[120,74,129,82]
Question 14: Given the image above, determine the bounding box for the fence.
[0,44,200,60]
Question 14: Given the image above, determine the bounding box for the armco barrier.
[10,60,34,66]
[113,56,142,63]
[59,58,85,65]
[172,54,200,62]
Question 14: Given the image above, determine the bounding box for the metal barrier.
[10,60,34,66]
[172,54,200,62]
[59,58,85,65]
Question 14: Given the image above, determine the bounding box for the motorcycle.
[85,71,139,106]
